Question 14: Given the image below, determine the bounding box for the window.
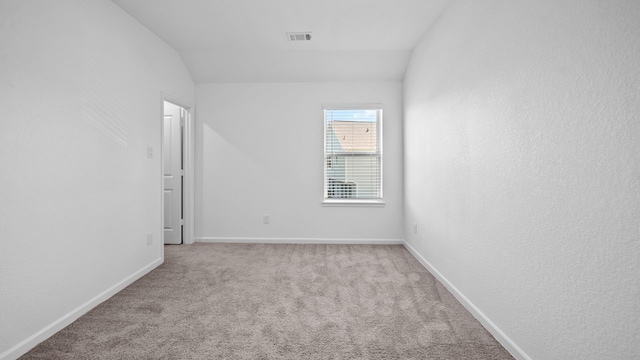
[323,106,383,204]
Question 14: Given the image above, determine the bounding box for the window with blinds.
[324,107,382,202]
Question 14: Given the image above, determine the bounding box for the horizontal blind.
[324,108,382,200]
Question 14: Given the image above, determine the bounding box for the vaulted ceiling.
[111,0,451,83]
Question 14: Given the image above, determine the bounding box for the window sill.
[322,199,386,207]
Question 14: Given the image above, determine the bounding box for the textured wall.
[403,0,640,358]
[195,82,403,242]
[0,0,194,358]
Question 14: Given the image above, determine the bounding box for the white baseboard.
[0,258,164,360]
[402,241,531,360]
[195,237,404,245]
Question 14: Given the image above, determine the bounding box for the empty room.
[1,0,639,359]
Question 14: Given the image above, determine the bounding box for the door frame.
[161,93,195,246]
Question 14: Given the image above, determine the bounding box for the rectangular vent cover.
[287,32,312,41]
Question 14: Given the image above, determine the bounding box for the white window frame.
[322,104,384,207]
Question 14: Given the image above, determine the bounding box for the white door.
[163,101,184,244]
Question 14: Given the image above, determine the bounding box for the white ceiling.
[112,0,451,83]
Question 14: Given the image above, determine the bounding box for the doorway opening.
[162,97,193,245]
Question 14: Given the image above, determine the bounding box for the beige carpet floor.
[22,243,513,359]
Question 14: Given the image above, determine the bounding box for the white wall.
[403,0,640,359]
[0,1,194,358]
[195,82,403,242]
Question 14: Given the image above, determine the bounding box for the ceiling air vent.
[287,32,312,41]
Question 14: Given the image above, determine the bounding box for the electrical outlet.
[413,224,418,234]
[263,214,270,224]
[147,233,153,245]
